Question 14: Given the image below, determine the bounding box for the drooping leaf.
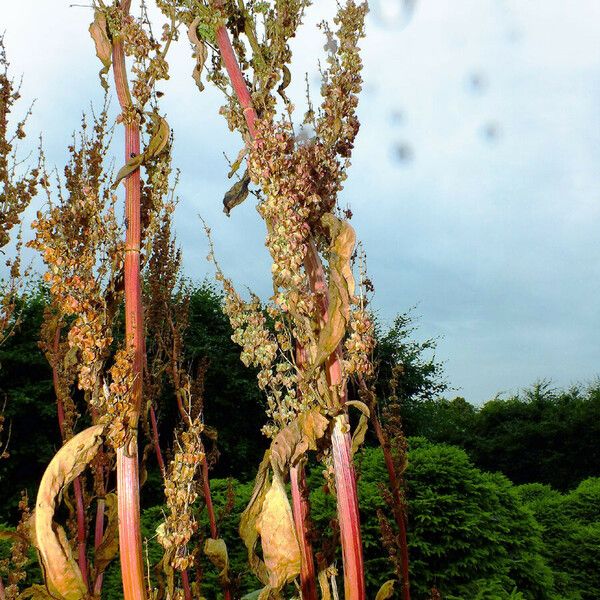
[35,424,104,600]
[312,215,356,370]
[204,537,229,583]
[346,400,370,456]
[188,17,208,91]
[112,154,145,190]
[239,451,272,585]
[93,493,119,579]
[223,170,251,216]
[89,11,112,92]
[270,409,329,473]
[112,113,170,188]
[375,579,396,600]
[255,470,301,589]
[145,112,170,160]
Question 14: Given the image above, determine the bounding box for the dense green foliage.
[1,284,599,597]
[99,444,598,599]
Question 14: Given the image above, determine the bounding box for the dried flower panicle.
[0,493,32,599]
[158,411,205,571]
[28,107,122,396]
[196,0,374,441]
[0,35,39,343]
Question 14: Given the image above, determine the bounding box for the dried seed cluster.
[0,36,38,341]
[158,416,205,571]
[29,110,121,395]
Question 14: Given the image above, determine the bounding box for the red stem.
[149,404,166,475]
[0,574,5,600]
[214,25,257,138]
[93,497,106,596]
[200,442,232,600]
[213,23,365,598]
[181,569,192,600]
[291,464,318,600]
[112,3,147,598]
[371,411,411,600]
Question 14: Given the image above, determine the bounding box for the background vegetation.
[1,283,598,598]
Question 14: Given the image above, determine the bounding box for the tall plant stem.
[291,463,318,600]
[93,497,106,596]
[112,2,146,598]
[52,327,89,591]
[371,411,410,600]
[214,23,365,599]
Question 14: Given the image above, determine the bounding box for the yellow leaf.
[239,451,272,585]
[375,579,396,600]
[270,409,329,474]
[89,11,112,92]
[312,215,356,370]
[346,400,370,456]
[35,425,104,600]
[204,537,229,583]
[256,471,301,589]
[188,17,208,91]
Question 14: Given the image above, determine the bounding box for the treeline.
[1,282,599,598]
[1,282,599,520]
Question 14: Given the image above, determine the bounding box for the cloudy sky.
[3,0,599,403]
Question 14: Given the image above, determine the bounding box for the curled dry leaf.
[270,408,329,474]
[312,215,356,370]
[375,579,396,600]
[256,470,301,590]
[240,451,271,585]
[188,17,208,92]
[345,400,370,456]
[35,424,104,600]
[223,170,251,216]
[203,537,230,583]
[89,10,112,91]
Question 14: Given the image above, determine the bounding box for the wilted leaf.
[93,493,118,578]
[204,537,229,583]
[89,11,112,92]
[35,425,104,600]
[375,579,396,600]
[112,113,169,189]
[277,65,291,102]
[240,451,272,585]
[346,400,370,456]
[228,147,247,179]
[188,17,208,91]
[256,471,301,589]
[312,215,356,369]
[223,171,251,216]
[270,409,329,473]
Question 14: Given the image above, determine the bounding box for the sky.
[2,0,599,403]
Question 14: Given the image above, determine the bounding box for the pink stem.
[112,2,147,597]
[181,569,192,600]
[291,464,318,600]
[93,497,106,596]
[213,21,365,599]
[149,404,166,475]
